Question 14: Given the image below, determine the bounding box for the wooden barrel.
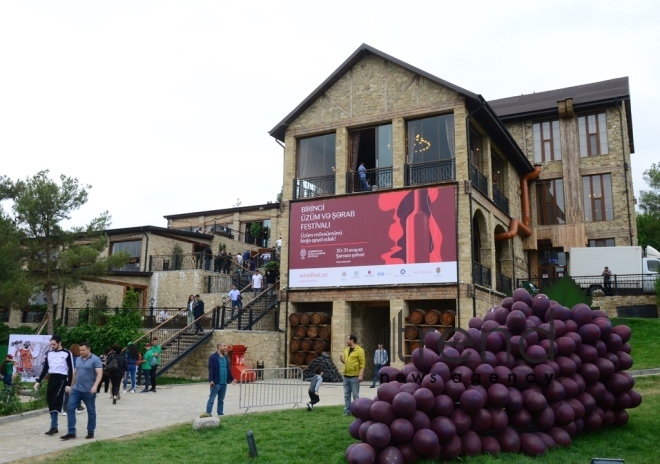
[300,338,313,352]
[424,309,442,325]
[404,325,418,340]
[440,310,456,326]
[409,309,426,325]
[310,312,330,325]
[291,351,305,365]
[313,339,330,353]
[421,327,437,338]
[410,341,419,353]
[305,352,317,364]
[306,325,319,338]
[290,338,301,352]
[294,325,307,338]
[299,312,311,326]
[289,313,300,326]
[318,325,331,340]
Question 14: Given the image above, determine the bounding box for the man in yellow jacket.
[339,334,365,416]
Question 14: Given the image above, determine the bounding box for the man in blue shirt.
[358,162,369,191]
[61,342,103,440]
[206,342,236,416]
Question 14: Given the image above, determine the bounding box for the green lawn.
[611,317,660,370]
[19,376,660,464]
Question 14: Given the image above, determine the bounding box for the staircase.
[221,282,280,331]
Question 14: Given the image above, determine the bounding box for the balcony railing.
[473,261,491,288]
[294,175,335,199]
[150,253,202,271]
[405,159,455,186]
[469,164,488,196]
[496,273,512,295]
[346,167,393,193]
[493,185,509,215]
[63,306,188,329]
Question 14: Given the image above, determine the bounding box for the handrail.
[132,307,190,345]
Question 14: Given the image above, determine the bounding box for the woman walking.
[107,344,127,404]
[186,294,195,330]
[122,343,140,394]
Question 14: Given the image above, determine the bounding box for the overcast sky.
[1,0,658,230]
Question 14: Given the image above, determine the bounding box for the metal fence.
[239,367,304,412]
[63,306,187,328]
[516,274,659,295]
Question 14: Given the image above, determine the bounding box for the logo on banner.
[436,267,442,273]
[300,249,307,260]
[400,269,406,275]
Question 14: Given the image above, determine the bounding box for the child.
[1,354,14,387]
[307,366,323,411]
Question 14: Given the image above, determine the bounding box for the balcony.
[493,185,509,215]
[346,167,393,193]
[469,164,488,196]
[473,261,492,288]
[405,159,455,186]
[294,175,335,199]
[496,273,512,295]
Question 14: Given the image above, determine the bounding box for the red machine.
[228,345,255,382]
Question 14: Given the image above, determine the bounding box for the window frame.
[588,238,615,247]
[582,173,614,222]
[535,178,566,225]
[532,119,561,162]
[406,113,455,165]
[110,240,142,269]
[578,112,609,157]
[296,133,337,179]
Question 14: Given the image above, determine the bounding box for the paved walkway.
[0,381,367,463]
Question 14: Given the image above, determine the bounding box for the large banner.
[8,334,52,382]
[289,186,457,288]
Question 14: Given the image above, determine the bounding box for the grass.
[153,377,206,386]
[611,317,660,370]
[19,376,660,464]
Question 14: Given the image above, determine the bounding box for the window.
[579,112,608,157]
[407,114,455,164]
[349,124,393,190]
[111,240,142,271]
[536,179,566,225]
[297,133,336,179]
[582,174,614,221]
[588,238,615,247]
[533,120,561,162]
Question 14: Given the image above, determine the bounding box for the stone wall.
[591,294,657,318]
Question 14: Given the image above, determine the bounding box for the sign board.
[7,334,53,382]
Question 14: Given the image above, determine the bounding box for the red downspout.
[495,165,541,241]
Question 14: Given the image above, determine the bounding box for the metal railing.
[496,273,512,295]
[294,175,335,199]
[149,253,201,271]
[469,164,488,196]
[239,367,304,412]
[493,185,509,215]
[473,261,492,288]
[517,274,659,296]
[346,167,393,193]
[405,159,455,186]
[63,306,187,328]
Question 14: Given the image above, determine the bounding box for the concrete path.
[0,381,372,463]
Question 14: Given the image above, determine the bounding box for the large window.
[533,120,561,162]
[588,238,615,247]
[111,240,142,271]
[536,179,566,225]
[579,112,608,157]
[582,174,614,222]
[407,114,455,164]
[297,133,336,179]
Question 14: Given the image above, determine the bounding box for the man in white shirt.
[227,284,241,319]
[35,335,74,435]
[251,271,264,296]
[370,343,388,388]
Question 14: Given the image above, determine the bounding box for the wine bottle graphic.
[405,190,431,263]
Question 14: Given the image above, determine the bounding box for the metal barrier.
[239,367,304,412]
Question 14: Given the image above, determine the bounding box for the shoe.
[62,412,67,416]
[370,385,376,388]
[85,433,94,439]
[45,428,58,435]
[306,402,312,411]
[76,408,83,414]
[60,434,76,440]
[140,389,149,393]
[130,389,135,394]
[113,396,117,404]
[118,392,121,400]
[123,389,127,394]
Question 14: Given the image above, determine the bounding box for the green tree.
[0,212,32,309]
[9,171,129,334]
[639,163,660,215]
[637,212,660,250]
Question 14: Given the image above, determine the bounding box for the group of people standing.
[186,294,206,334]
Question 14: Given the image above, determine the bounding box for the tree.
[9,171,129,334]
[637,163,660,250]
[276,186,283,203]
[0,211,32,309]
[637,212,660,251]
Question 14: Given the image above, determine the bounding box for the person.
[223,253,232,274]
[265,263,279,297]
[243,249,251,267]
[339,334,365,416]
[193,295,205,335]
[107,344,126,404]
[99,347,112,394]
[214,252,222,273]
[157,308,169,324]
[251,271,264,296]
[370,343,388,388]
[358,162,369,191]
[123,343,140,394]
[206,342,236,416]
[62,344,85,415]
[149,337,162,392]
[139,343,154,393]
[307,366,323,411]
[602,266,613,294]
[247,258,257,273]
[1,354,13,387]
[34,335,74,435]
[186,294,196,329]
[228,284,241,319]
[204,246,213,271]
[236,252,243,272]
[276,237,282,253]
[61,342,103,440]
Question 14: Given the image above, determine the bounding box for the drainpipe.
[495,165,542,241]
[615,98,634,245]
[454,183,461,325]
[142,231,150,272]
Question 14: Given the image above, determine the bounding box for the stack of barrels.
[404,308,456,357]
[289,311,331,366]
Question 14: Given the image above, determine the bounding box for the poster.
[8,334,53,382]
[289,186,457,288]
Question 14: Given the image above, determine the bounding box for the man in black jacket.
[194,294,205,334]
[34,335,74,435]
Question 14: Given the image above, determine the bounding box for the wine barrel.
[305,352,318,364]
[440,310,456,326]
[409,309,426,325]
[290,338,301,352]
[299,312,311,326]
[318,325,331,340]
[313,338,330,353]
[410,341,420,353]
[424,309,442,325]
[301,338,313,352]
[306,325,319,338]
[294,325,307,339]
[291,351,305,365]
[310,312,330,325]
[404,325,418,340]
[289,313,300,326]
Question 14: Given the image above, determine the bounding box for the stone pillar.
[332,300,351,370]
[392,118,406,188]
[336,127,348,194]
